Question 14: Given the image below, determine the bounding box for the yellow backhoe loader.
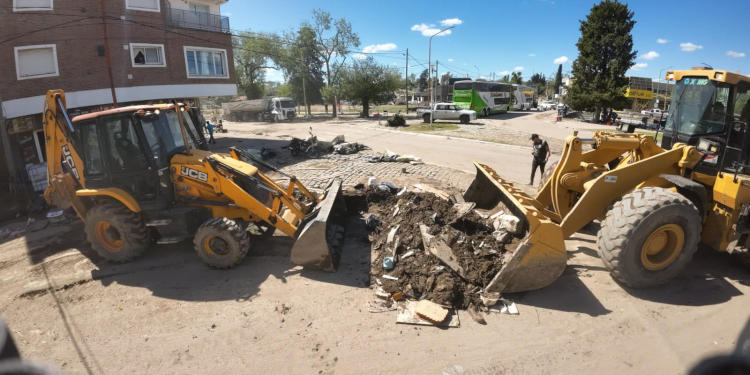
[42,90,345,270]
[465,68,750,292]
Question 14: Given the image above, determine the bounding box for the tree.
[510,72,523,84]
[529,73,547,95]
[417,69,429,91]
[567,0,637,119]
[309,9,360,116]
[554,64,563,94]
[499,75,510,83]
[234,31,281,99]
[340,58,401,117]
[278,26,325,115]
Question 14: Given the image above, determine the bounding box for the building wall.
[0,0,235,117]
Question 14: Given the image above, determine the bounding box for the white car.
[539,101,556,110]
[416,103,477,124]
[641,108,664,117]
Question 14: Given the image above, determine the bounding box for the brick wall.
[0,0,235,102]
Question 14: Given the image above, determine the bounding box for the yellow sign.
[625,88,654,100]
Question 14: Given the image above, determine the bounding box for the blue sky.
[223,0,750,83]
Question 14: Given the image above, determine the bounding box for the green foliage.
[233,31,282,99]
[499,75,510,83]
[418,69,429,91]
[510,72,523,84]
[340,58,401,117]
[568,0,637,114]
[278,26,325,112]
[554,64,563,94]
[386,114,406,127]
[528,73,547,95]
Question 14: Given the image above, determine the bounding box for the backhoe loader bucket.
[464,162,567,293]
[290,179,346,272]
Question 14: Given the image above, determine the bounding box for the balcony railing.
[165,7,230,34]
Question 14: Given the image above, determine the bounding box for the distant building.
[626,76,675,109]
[0,0,237,219]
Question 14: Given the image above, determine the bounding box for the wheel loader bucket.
[464,162,567,293]
[290,179,346,272]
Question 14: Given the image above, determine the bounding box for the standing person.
[529,133,550,185]
[205,121,216,144]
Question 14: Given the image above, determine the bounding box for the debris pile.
[361,181,522,322]
[368,150,423,164]
[287,129,367,156]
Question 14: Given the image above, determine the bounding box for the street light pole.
[428,25,455,127]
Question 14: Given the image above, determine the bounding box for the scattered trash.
[368,149,423,164]
[467,305,487,325]
[364,214,380,229]
[480,292,500,307]
[396,300,460,327]
[368,299,397,313]
[287,129,368,156]
[333,142,368,155]
[488,300,519,315]
[382,275,399,281]
[400,250,415,261]
[382,256,395,270]
[396,187,407,196]
[374,286,391,299]
[367,176,377,186]
[420,224,466,278]
[493,214,522,235]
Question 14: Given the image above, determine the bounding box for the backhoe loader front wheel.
[193,217,250,269]
[85,203,149,262]
[597,187,701,288]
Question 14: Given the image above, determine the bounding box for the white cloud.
[264,68,284,82]
[513,66,524,71]
[657,38,668,44]
[440,18,463,27]
[448,58,454,62]
[352,53,367,60]
[641,51,659,60]
[498,70,510,76]
[362,43,397,53]
[633,62,648,70]
[411,23,452,37]
[528,53,536,57]
[479,76,486,79]
[553,56,569,64]
[680,42,703,52]
[727,50,746,58]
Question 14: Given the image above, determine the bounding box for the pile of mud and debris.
[287,129,367,157]
[351,180,524,325]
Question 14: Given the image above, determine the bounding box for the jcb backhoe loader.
[465,68,750,292]
[42,90,345,270]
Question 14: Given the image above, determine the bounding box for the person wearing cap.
[529,133,550,185]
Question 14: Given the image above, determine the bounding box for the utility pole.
[99,0,117,106]
[427,25,455,127]
[405,48,409,115]
[435,60,439,103]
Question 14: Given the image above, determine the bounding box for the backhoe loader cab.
[43,90,344,270]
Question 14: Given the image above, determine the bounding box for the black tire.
[422,114,431,123]
[193,217,250,269]
[460,115,469,124]
[84,203,149,262]
[596,187,701,288]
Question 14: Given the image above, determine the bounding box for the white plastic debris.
[367,176,377,186]
[382,274,399,281]
[494,214,521,234]
[396,187,407,196]
[400,250,415,260]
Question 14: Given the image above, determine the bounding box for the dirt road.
[1,114,748,374]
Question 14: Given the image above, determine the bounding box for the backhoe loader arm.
[43,90,89,217]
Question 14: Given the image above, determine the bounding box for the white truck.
[222,97,297,122]
[416,102,477,124]
[640,108,664,117]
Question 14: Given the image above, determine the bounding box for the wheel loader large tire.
[596,187,701,288]
[193,217,250,269]
[84,203,149,262]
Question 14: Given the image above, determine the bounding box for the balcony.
[165,7,230,34]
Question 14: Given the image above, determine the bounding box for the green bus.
[452,80,513,117]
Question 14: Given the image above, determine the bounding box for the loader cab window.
[102,116,148,172]
[139,109,195,168]
[665,78,730,136]
[77,121,104,175]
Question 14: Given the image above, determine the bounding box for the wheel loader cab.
[661,70,750,176]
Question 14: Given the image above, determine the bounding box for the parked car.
[539,101,556,110]
[416,103,477,124]
[640,108,664,117]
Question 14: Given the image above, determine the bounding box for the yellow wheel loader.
[465,68,750,292]
[42,90,345,270]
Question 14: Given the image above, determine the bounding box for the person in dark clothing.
[529,133,550,185]
[205,121,216,144]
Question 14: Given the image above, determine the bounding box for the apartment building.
[0,0,237,218]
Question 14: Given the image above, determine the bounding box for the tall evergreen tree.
[554,64,563,94]
[567,0,636,119]
[510,72,523,84]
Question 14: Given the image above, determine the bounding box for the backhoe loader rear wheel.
[597,187,701,288]
[84,203,149,262]
[193,217,250,269]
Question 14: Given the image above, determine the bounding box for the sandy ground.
[1,113,748,374]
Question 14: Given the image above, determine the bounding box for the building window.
[14,44,59,80]
[189,2,210,14]
[13,0,53,11]
[129,43,166,67]
[125,0,160,12]
[184,47,228,79]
